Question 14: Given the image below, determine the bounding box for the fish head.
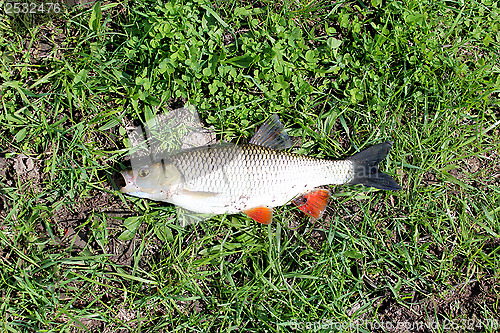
[120,162,182,201]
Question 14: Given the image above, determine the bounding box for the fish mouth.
[120,169,140,193]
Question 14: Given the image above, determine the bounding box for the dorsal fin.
[249,115,293,150]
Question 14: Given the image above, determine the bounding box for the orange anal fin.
[292,189,330,219]
[243,206,273,225]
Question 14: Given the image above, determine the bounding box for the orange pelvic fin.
[243,206,273,225]
[292,189,331,219]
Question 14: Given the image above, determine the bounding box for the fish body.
[121,115,401,224]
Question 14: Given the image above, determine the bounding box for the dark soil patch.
[376,277,500,333]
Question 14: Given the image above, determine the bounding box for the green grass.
[1,0,499,331]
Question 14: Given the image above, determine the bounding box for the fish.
[120,115,401,225]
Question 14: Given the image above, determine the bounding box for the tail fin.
[347,141,401,191]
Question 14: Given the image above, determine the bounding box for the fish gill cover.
[125,104,232,226]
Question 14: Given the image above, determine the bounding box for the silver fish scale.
[168,144,354,196]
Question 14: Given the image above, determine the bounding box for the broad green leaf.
[73,69,88,85]
[327,37,342,50]
[118,229,136,241]
[14,128,27,142]
[224,54,256,68]
[305,50,316,63]
[344,250,364,259]
[123,216,142,230]
[89,1,102,32]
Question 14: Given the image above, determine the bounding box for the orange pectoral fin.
[243,206,273,225]
[292,189,331,219]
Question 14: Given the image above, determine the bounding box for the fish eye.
[138,166,150,177]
